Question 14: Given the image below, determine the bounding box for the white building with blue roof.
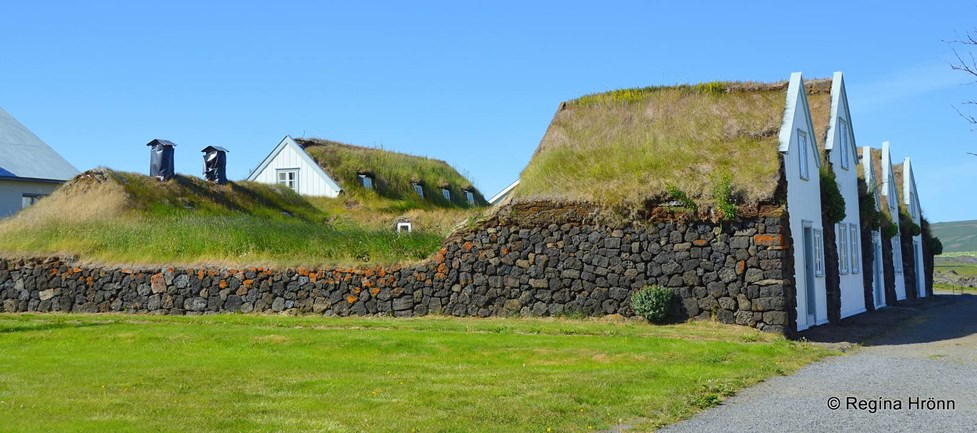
[0,107,79,217]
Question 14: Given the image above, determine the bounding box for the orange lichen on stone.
[297,267,309,277]
[346,295,358,304]
[501,247,509,256]
[753,234,784,247]
[85,276,94,287]
[692,239,708,247]
[437,262,447,274]
[353,287,362,294]
[370,287,381,296]
[362,280,373,288]
[736,260,746,275]
[219,279,228,289]
[463,242,473,251]
[243,279,253,288]
[309,273,317,283]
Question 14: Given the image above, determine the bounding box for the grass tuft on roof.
[297,138,487,208]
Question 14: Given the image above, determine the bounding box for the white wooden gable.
[247,136,342,197]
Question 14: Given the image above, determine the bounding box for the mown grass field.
[0,314,829,433]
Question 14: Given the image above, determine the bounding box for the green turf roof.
[297,138,486,208]
[516,80,832,208]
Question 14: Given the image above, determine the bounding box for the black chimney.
[201,146,229,185]
[147,139,176,181]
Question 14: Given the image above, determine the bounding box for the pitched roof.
[295,138,486,206]
[517,78,830,207]
[0,106,79,181]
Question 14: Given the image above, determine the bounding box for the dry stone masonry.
[0,207,797,333]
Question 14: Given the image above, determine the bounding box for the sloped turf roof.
[516,79,832,208]
[296,138,486,207]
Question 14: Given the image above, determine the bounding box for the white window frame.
[441,188,451,200]
[893,239,904,274]
[359,174,374,190]
[838,118,850,170]
[838,223,849,275]
[849,223,860,274]
[798,129,810,181]
[21,193,46,209]
[413,183,425,198]
[814,229,825,277]
[464,190,475,204]
[277,169,299,191]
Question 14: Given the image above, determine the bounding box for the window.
[277,169,298,191]
[838,118,850,170]
[814,229,825,277]
[893,239,903,274]
[888,182,898,210]
[359,174,374,190]
[464,190,475,204]
[838,224,849,275]
[849,224,860,274]
[441,188,451,200]
[396,221,412,233]
[21,194,46,209]
[797,130,810,180]
[413,183,424,198]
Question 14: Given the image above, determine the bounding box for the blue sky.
[1,1,975,222]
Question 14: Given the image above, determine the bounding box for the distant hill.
[931,220,977,253]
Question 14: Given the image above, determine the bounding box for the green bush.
[881,213,900,240]
[665,185,698,212]
[819,167,846,225]
[631,285,673,323]
[859,189,882,230]
[899,210,921,237]
[711,173,737,221]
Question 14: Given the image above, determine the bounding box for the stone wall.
[0,204,795,333]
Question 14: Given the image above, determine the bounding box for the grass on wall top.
[0,169,482,268]
[299,138,488,208]
[516,79,832,211]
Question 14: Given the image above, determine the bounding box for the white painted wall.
[825,74,867,318]
[861,146,886,309]
[248,137,341,198]
[780,73,828,332]
[903,158,926,298]
[881,141,906,300]
[0,179,60,218]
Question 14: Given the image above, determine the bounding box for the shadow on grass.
[0,321,114,334]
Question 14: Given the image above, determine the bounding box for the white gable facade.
[780,72,828,331]
[247,136,342,197]
[903,158,926,298]
[881,141,907,301]
[0,107,79,218]
[861,147,887,309]
[823,73,866,318]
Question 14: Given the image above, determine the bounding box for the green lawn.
[0,314,829,432]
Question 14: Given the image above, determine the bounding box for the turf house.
[857,146,889,310]
[807,72,867,320]
[894,158,928,299]
[248,135,485,207]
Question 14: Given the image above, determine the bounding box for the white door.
[914,240,925,298]
[803,227,817,327]
[873,232,885,308]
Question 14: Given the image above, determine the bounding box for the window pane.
[798,130,809,180]
[442,189,450,200]
[850,224,860,273]
[465,191,475,204]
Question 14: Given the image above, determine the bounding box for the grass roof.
[516,79,831,209]
[803,79,835,159]
[297,138,487,208]
[0,169,483,267]
[862,148,896,218]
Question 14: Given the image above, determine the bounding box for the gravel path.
[662,293,977,433]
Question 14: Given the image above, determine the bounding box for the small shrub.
[631,285,673,323]
[859,189,882,230]
[899,210,921,236]
[711,172,737,221]
[819,167,846,225]
[881,214,900,240]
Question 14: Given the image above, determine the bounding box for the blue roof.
[0,106,79,181]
